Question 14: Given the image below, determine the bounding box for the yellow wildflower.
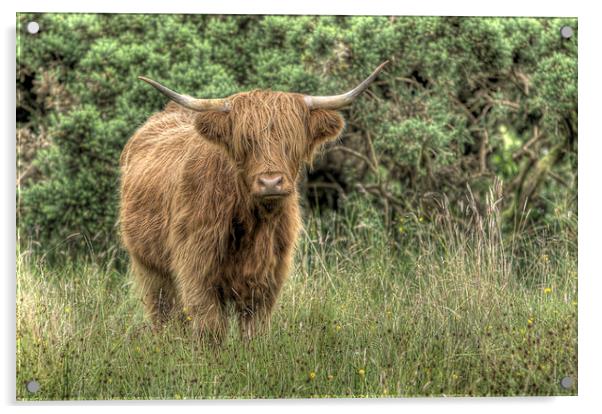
[335,324,342,332]
[452,373,459,380]
[544,287,552,294]
[308,371,316,381]
[358,368,366,377]
[65,306,71,314]
[527,318,533,326]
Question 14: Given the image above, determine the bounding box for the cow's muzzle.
[253,173,291,199]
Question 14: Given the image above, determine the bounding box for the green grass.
[16,196,577,399]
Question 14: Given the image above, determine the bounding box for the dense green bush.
[16,14,577,256]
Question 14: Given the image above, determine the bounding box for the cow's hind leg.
[131,257,178,329]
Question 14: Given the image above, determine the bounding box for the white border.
[2,1,600,413]
[0,0,584,16]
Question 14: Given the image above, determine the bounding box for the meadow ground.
[16,197,577,399]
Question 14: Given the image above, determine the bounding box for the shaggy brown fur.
[119,91,344,341]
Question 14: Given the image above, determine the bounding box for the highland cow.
[119,62,388,342]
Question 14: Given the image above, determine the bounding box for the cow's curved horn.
[138,76,230,112]
[304,61,389,110]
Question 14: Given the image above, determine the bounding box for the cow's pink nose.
[258,175,283,192]
[254,174,289,198]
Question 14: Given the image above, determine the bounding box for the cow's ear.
[307,109,345,156]
[194,111,231,147]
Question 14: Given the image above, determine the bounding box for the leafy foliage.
[16,14,577,255]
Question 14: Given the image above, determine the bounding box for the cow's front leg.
[172,235,230,344]
[236,282,278,341]
[179,284,228,344]
[131,256,178,330]
[238,303,271,342]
